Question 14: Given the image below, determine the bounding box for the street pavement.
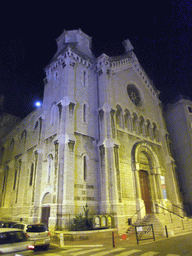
[50,230,167,248]
[20,232,192,255]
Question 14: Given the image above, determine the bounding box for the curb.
[51,243,103,248]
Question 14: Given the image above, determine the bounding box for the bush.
[70,204,93,231]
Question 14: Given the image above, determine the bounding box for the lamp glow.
[35,101,41,107]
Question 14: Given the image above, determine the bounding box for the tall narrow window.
[152,123,157,140]
[13,169,17,190]
[51,104,56,125]
[83,156,87,181]
[34,121,38,130]
[29,163,34,186]
[83,70,86,86]
[116,105,123,128]
[47,154,53,183]
[83,104,86,123]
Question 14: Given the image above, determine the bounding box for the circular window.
[127,84,142,107]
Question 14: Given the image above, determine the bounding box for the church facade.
[0,29,182,232]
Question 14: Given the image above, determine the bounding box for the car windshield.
[0,231,27,244]
[13,224,25,230]
[26,224,47,232]
[2,222,16,228]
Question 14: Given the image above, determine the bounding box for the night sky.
[1,1,192,118]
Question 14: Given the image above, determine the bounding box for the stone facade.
[165,95,192,216]
[0,29,182,233]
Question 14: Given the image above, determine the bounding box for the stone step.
[132,214,192,237]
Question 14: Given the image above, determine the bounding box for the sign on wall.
[93,215,112,229]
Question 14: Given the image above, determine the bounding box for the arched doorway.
[132,142,163,217]
[138,152,152,213]
[41,193,51,229]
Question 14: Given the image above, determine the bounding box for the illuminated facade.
[165,95,192,216]
[0,29,182,232]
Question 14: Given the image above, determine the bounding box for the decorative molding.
[68,140,75,152]
[45,47,94,77]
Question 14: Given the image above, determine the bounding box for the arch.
[131,142,162,215]
[21,130,27,141]
[124,109,131,130]
[81,153,89,181]
[132,112,138,133]
[42,192,52,205]
[132,141,160,171]
[146,119,151,138]
[41,193,51,229]
[139,116,145,135]
[50,102,57,126]
[116,105,123,128]
[152,122,157,140]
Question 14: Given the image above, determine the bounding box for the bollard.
[165,225,168,238]
[112,231,116,248]
[60,233,64,247]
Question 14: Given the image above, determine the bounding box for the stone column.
[99,145,110,212]
[134,164,146,219]
[31,148,43,223]
[135,170,142,199]
[56,99,76,230]
[151,169,158,213]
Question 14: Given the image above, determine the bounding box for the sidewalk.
[50,230,166,248]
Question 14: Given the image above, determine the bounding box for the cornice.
[45,47,94,77]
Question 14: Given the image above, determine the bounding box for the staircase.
[134,213,192,237]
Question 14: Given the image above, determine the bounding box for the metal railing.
[155,203,185,230]
[172,204,186,218]
[127,205,145,226]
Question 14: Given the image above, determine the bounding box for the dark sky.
[1,1,192,118]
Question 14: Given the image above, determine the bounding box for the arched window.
[152,122,157,140]
[125,109,131,130]
[47,154,53,183]
[21,130,27,141]
[51,103,57,126]
[116,105,123,128]
[29,163,34,186]
[145,120,150,138]
[139,116,145,135]
[132,113,138,133]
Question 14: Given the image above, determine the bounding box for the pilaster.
[55,99,76,229]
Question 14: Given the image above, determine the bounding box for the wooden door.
[41,206,50,229]
[139,170,151,214]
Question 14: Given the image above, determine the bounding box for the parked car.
[0,228,32,255]
[0,220,17,228]
[13,223,50,250]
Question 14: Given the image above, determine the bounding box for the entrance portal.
[41,192,51,229]
[41,206,50,229]
[139,170,152,214]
